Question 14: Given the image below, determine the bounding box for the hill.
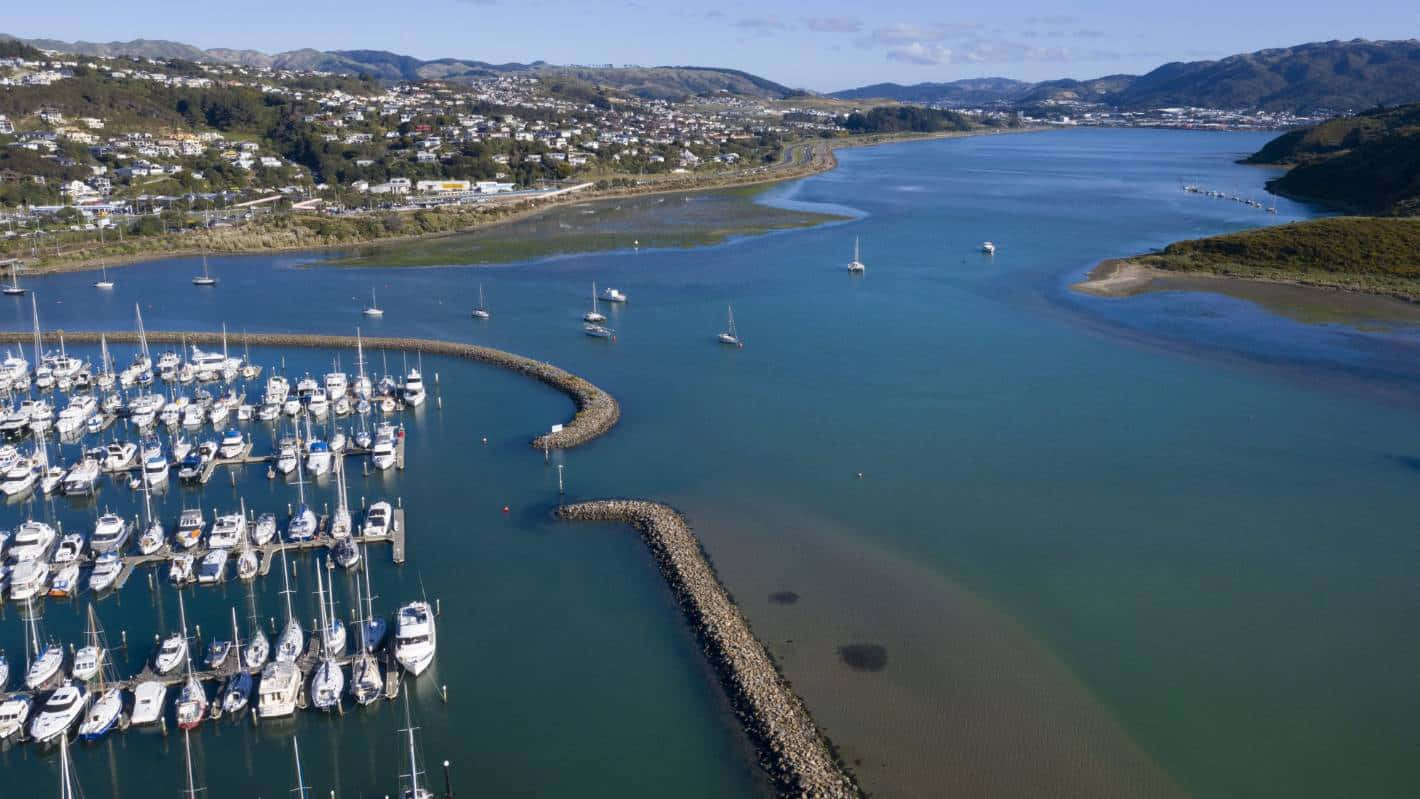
[1245,104,1420,215]
[831,39,1420,113]
[1128,217,1420,299]
[0,33,797,99]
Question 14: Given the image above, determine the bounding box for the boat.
[61,456,101,494]
[275,545,304,662]
[197,548,229,584]
[371,432,397,471]
[718,304,743,347]
[600,286,627,303]
[153,631,188,674]
[258,661,301,718]
[53,532,84,564]
[252,512,278,546]
[264,374,290,405]
[308,387,330,417]
[0,453,36,496]
[306,438,332,476]
[176,674,207,730]
[981,241,996,254]
[192,253,217,286]
[93,262,115,290]
[101,440,137,471]
[0,650,6,690]
[364,501,393,538]
[9,559,49,601]
[394,601,437,676]
[584,323,615,339]
[176,506,206,549]
[244,626,270,671]
[48,562,80,597]
[222,608,253,714]
[310,568,345,711]
[77,685,122,741]
[76,605,122,741]
[0,695,32,743]
[402,367,426,407]
[363,287,385,317]
[130,681,166,725]
[361,550,388,652]
[71,607,108,681]
[237,547,259,581]
[209,512,243,549]
[847,236,866,272]
[143,451,170,486]
[325,367,348,400]
[350,570,384,704]
[333,537,361,570]
[472,283,490,319]
[24,614,64,690]
[169,552,196,585]
[88,551,122,592]
[9,519,56,561]
[398,694,434,799]
[28,681,89,744]
[91,512,131,553]
[3,261,24,295]
[276,437,299,474]
[137,481,166,554]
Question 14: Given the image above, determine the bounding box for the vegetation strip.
[0,330,618,449]
[558,500,860,798]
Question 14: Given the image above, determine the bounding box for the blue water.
[5,129,1420,797]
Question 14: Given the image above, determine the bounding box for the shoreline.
[11,127,1042,275]
[0,330,619,449]
[557,500,859,799]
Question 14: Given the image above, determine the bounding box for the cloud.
[704,9,725,19]
[734,16,790,35]
[1024,15,1079,25]
[886,42,952,65]
[863,22,975,46]
[1074,29,1106,39]
[802,16,862,33]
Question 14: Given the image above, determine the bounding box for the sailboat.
[471,283,490,319]
[350,569,384,705]
[310,567,345,711]
[3,261,24,295]
[192,253,217,286]
[77,606,123,741]
[361,542,388,651]
[174,591,209,730]
[847,236,865,273]
[94,261,114,290]
[275,544,305,662]
[221,606,254,714]
[399,694,434,799]
[718,305,743,347]
[363,286,384,317]
[583,282,606,323]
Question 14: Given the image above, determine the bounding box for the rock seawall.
[558,500,859,798]
[0,330,618,449]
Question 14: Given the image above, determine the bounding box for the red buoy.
[502,505,510,513]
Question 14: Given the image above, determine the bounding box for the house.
[259,156,283,169]
[0,116,13,134]
[415,180,470,193]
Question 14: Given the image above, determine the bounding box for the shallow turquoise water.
[5,129,1420,797]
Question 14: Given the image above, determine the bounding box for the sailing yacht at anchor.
[192,253,217,286]
[718,305,743,348]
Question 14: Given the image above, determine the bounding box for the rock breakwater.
[558,499,859,798]
[0,330,618,449]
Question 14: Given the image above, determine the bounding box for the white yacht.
[276,440,299,475]
[308,387,330,417]
[0,695,32,744]
[472,283,490,319]
[363,286,384,317]
[981,241,996,254]
[258,661,301,718]
[218,428,245,459]
[91,512,131,553]
[26,641,65,690]
[394,601,437,676]
[402,369,426,407]
[56,395,96,435]
[61,457,101,495]
[325,369,348,400]
[129,681,167,726]
[306,438,332,476]
[169,553,196,585]
[371,433,397,471]
[265,374,291,405]
[363,501,393,538]
[28,682,89,744]
[718,304,743,347]
[101,440,138,471]
[276,616,304,662]
[175,507,206,550]
[9,520,57,561]
[600,286,627,303]
[53,533,84,565]
[153,632,188,675]
[88,551,123,592]
[77,685,123,741]
[0,454,36,496]
[584,323,615,339]
[9,559,49,601]
[847,236,866,272]
[197,549,228,584]
[209,512,243,549]
[71,646,105,682]
[252,512,278,546]
[181,404,204,428]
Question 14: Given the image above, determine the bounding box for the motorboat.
[402,369,426,407]
[9,559,50,601]
[306,438,332,476]
[169,553,196,585]
[160,401,182,427]
[61,457,101,494]
[153,632,188,675]
[981,241,996,254]
[77,686,123,741]
[176,674,207,730]
[56,395,96,435]
[0,650,7,689]
[371,435,396,471]
[206,639,233,670]
[177,452,204,481]
[207,400,230,426]
[847,236,866,273]
[181,404,204,428]
[88,551,123,592]
[129,681,166,725]
[0,455,36,496]
[218,428,244,459]
[600,286,627,303]
[583,323,614,339]
[91,512,131,553]
[197,549,229,584]
[325,370,348,400]
[48,563,80,598]
[330,429,347,453]
[394,601,437,676]
[143,452,170,487]
[171,434,193,463]
[209,513,243,549]
[363,502,393,538]
[53,533,85,565]
[101,440,137,472]
[237,403,253,421]
[252,512,278,546]
[276,440,299,475]
[71,646,105,682]
[28,682,89,744]
[282,398,301,417]
[9,520,57,561]
[25,642,64,689]
[258,661,301,718]
[175,507,206,549]
[258,403,280,421]
[0,695,32,743]
[264,375,290,405]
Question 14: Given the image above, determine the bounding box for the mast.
[356,328,366,381]
[231,606,242,660]
[135,303,149,361]
[30,293,41,360]
[361,536,378,644]
[183,729,199,799]
[402,694,423,798]
[177,589,193,678]
[293,738,309,799]
[316,565,330,651]
[60,731,80,799]
[280,536,295,624]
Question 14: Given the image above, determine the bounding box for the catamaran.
[718,304,743,347]
[847,236,866,272]
[192,253,217,286]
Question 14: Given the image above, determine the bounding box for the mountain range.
[831,39,1420,113]
[6,34,1420,113]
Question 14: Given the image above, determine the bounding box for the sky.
[6,1,1418,91]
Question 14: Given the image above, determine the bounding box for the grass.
[1136,217,1420,300]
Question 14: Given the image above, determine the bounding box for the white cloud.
[803,16,862,33]
[886,42,952,65]
[734,16,790,35]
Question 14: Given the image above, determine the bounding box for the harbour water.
[5,128,1420,797]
